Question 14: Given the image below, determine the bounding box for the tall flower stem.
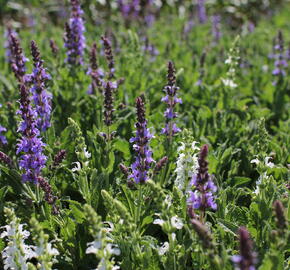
[135,185,143,227]
[103,81,114,189]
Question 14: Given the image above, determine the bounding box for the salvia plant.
[0,1,289,269]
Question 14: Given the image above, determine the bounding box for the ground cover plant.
[0,0,289,269]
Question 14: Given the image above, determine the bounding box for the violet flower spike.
[232,227,256,270]
[8,33,29,82]
[0,125,7,145]
[129,97,154,184]
[30,40,52,132]
[87,42,104,94]
[211,14,221,44]
[187,145,217,212]
[197,0,207,24]
[16,84,46,184]
[118,0,140,20]
[64,0,86,65]
[4,28,18,64]
[161,61,182,137]
[103,82,115,126]
[101,36,115,80]
[272,31,288,78]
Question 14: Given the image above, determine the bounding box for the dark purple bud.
[187,205,196,219]
[90,42,98,71]
[9,33,28,82]
[0,151,13,167]
[190,219,213,249]
[153,156,168,175]
[273,200,287,230]
[53,149,66,167]
[232,227,256,270]
[38,176,57,206]
[101,36,115,79]
[103,82,115,126]
[167,61,176,86]
[119,163,129,177]
[49,39,59,55]
[196,51,206,85]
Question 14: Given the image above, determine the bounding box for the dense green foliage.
[0,1,289,269]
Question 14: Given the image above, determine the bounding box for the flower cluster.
[197,0,207,24]
[187,145,217,211]
[141,37,159,62]
[222,36,240,89]
[0,125,7,145]
[174,132,200,191]
[29,40,52,132]
[84,204,120,270]
[64,0,86,65]
[161,61,182,137]
[118,0,141,21]
[30,217,59,268]
[8,32,29,82]
[272,31,288,78]
[16,84,46,183]
[129,96,154,183]
[101,36,115,80]
[87,42,104,94]
[232,227,256,270]
[9,35,47,184]
[1,208,35,270]
[4,28,17,64]
[212,14,221,44]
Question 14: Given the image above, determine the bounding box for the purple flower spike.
[87,42,104,94]
[101,36,115,80]
[118,0,140,20]
[129,97,154,184]
[8,33,29,83]
[16,84,46,184]
[0,125,7,145]
[232,227,256,270]
[29,41,52,132]
[4,28,17,64]
[9,34,46,184]
[161,61,182,137]
[197,0,207,24]
[103,82,115,126]
[272,31,288,79]
[187,145,217,211]
[211,14,221,44]
[64,0,86,66]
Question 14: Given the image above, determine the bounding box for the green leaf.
[217,219,239,236]
[113,139,131,159]
[232,176,252,186]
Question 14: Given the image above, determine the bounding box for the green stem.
[105,125,111,190]
[135,185,143,228]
